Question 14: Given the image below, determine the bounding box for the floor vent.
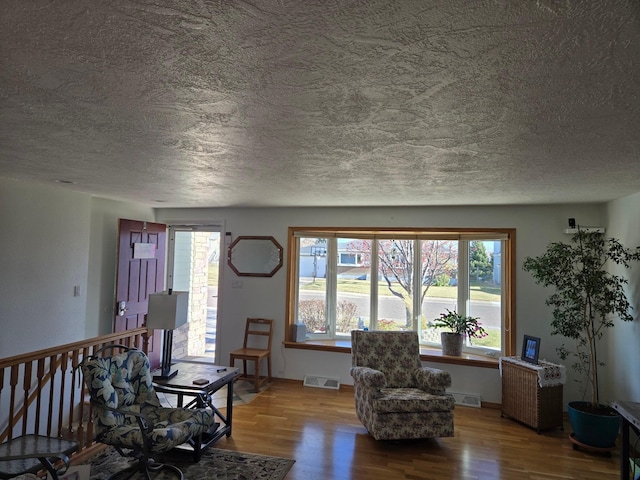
[449,392,482,408]
[303,375,341,390]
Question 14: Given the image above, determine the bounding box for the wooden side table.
[0,434,79,480]
[500,356,565,433]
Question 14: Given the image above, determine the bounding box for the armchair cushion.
[96,403,213,451]
[374,388,455,413]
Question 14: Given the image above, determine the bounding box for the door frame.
[166,223,225,363]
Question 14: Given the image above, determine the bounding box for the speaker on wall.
[292,323,307,342]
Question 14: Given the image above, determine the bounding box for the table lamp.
[146,289,189,380]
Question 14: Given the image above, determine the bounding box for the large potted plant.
[430,309,487,356]
[523,230,640,449]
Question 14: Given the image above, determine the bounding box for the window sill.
[283,340,499,369]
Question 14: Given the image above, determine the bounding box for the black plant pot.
[567,401,620,449]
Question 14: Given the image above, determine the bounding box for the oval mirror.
[227,236,283,277]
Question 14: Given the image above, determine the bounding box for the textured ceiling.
[1,1,640,208]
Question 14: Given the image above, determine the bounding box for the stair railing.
[0,328,149,458]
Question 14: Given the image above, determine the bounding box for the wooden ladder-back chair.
[229,318,273,392]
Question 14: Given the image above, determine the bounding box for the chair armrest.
[350,366,386,389]
[413,367,452,394]
[93,402,155,434]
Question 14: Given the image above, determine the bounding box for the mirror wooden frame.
[227,236,283,277]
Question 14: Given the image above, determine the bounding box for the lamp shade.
[146,291,189,330]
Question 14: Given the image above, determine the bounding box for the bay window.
[286,227,515,358]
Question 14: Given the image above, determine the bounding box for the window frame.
[284,227,517,362]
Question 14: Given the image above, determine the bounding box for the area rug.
[210,380,270,408]
[86,446,294,480]
[157,380,269,410]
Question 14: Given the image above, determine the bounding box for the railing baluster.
[57,353,69,437]
[85,346,95,448]
[21,361,32,436]
[0,368,4,429]
[9,365,19,441]
[77,347,90,448]
[35,358,45,435]
[47,354,57,437]
[67,350,80,439]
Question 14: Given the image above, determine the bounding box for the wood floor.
[214,379,621,480]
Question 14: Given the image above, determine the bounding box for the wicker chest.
[500,357,564,433]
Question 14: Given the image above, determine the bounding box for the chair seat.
[373,388,455,414]
[98,405,214,451]
[230,348,269,359]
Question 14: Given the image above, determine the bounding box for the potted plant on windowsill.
[430,309,487,356]
[523,230,640,449]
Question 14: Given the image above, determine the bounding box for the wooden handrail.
[0,329,149,369]
[0,328,149,453]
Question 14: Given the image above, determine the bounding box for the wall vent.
[448,392,481,408]
[303,375,341,390]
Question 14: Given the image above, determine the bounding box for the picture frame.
[521,335,541,365]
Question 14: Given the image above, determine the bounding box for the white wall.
[0,178,155,356]
[156,203,607,405]
[5,176,637,408]
[0,177,91,357]
[603,192,640,404]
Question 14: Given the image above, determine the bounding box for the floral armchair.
[350,330,455,440]
[80,345,215,479]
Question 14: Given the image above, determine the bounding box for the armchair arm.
[350,366,386,389]
[413,366,452,394]
[93,402,155,435]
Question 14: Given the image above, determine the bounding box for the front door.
[114,219,167,368]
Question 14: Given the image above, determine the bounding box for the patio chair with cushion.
[80,345,215,480]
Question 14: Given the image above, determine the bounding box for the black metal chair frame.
[0,434,79,480]
[80,345,213,480]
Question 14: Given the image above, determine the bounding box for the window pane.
[336,238,371,336]
[377,239,414,331]
[419,240,459,344]
[297,238,328,335]
[468,240,502,351]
